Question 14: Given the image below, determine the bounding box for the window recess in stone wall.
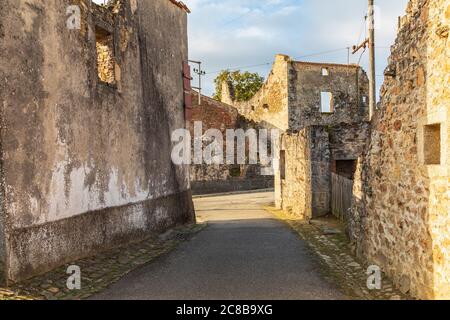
[320,92,333,113]
[423,123,441,165]
[95,25,116,85]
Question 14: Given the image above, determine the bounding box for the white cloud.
[184,0,409,96]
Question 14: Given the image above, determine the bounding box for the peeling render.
[0,0,195,282]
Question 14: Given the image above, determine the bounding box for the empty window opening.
[424,124,441,165]
[362,96,367,103]
[280,150,286,180]
[263,103,269,110]
[321,92,333,113]
[333,160,357,180]
[251,105,256,112]
[229,166,242,178]
[322,68,329,76]
[96,26,115,84]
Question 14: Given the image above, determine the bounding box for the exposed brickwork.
[190,91,274,195]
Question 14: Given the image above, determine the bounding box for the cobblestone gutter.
[0,223,205,300]
[265,206,412,300]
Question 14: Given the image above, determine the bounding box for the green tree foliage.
[213,70,264,102]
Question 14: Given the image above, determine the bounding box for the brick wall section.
[350,0,449,299]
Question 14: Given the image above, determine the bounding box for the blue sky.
[185,0,409,97]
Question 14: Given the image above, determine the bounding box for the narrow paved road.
[93,191,345,300]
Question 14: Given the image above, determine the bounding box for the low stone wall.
[192,177,273,195]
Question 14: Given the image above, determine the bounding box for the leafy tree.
[213,70,264,102]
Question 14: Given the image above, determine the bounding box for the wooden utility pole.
[189,60,206,105]
[368,0,376,120]
[352,0,376,121]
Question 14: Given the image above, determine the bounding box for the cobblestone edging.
[0,223,206,300]
[265,206,412,300]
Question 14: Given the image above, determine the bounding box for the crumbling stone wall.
[190,91,274,194]
[223,54,370,220]
[289,62,369,131]
[350,0,449,299]
[276,125,367,219]
[276,129,312,219]
[0,0,195,282]
[221,54,290,131]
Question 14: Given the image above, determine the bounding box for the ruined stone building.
[0,0,195,282]
[349,0,449,299]
[189,91,274,194]
[222,55,370,219]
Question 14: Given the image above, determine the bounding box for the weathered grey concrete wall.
[0,0,195,281]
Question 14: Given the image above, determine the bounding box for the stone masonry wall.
[221,54,290,131]
[190,91,274,195]
[0,0,195,282]
[273,58,369,220]
[276,129,312,219]
[277,126,340,219]
[350,0,449,299]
